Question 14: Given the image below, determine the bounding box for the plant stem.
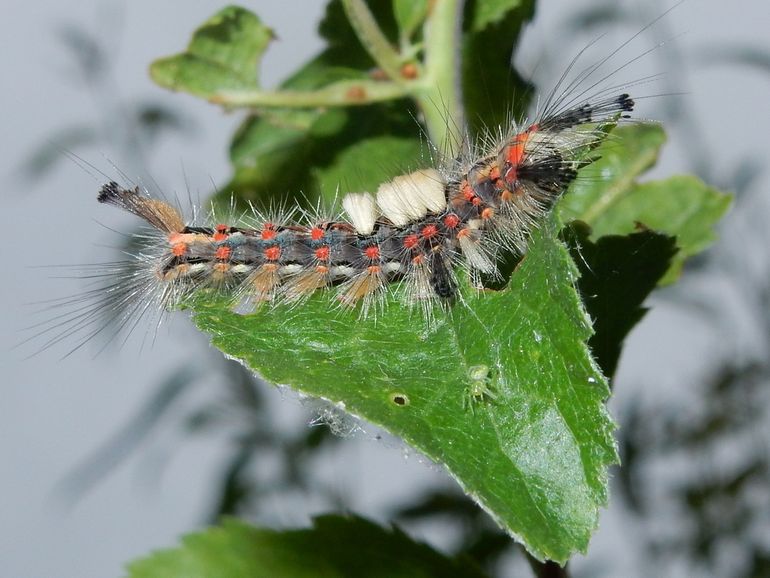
[576,144,659,224]
[211,79,411,108]
[417,0,466,157]
[212,0,466,158]
[341,0,405,81]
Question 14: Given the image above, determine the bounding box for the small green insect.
[463,365,497,412]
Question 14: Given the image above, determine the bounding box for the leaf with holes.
[189,216,615,563]
[560,124,732,283]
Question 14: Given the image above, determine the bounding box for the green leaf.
[563,224,679,379]
[225,109,321,205]
[312,135,426,201]
[560,123,666,221]
[561,124,732,283]
[150,6,273,98]
[188,218,616,563]
[470,0,528,31]
[127,516,488,578]
[462,0,536,135]
[213,8,422,207]
[320,0,400,69]
[590,177,731,283]
[222,101,421,208]
[220,42,421,206]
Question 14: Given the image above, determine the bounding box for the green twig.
[416,0,466,157]
[212,79,411,108]
[210,0,465,158]
[342,0,405,81]
[577,145,659,224]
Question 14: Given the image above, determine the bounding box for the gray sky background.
[2,1,768,577]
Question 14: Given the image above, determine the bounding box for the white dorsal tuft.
[342,192,377,235]
[376,169,446,226]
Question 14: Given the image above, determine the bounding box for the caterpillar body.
[88,93,632,328]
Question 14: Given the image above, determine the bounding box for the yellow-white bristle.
[458,230,496,274]
[342,192,377,235]
[376,169,447,227]
[408,169,447,213]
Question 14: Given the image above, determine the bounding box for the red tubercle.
[421,224,438,239]
[264,246,281,261]
[503,129,534,184]
[481,208,495,220]
[310,227,325,241]
[314,246,330,261]
[443,213,460,229]
[261,223,276,241]
[461,181,476,202]
[364,245,380,260]
[403,234,419,249]
[213,224,229,242]
[171,242,188,257]
[506,140,527,166]
[215,246,232,261]
[168,232,198,245]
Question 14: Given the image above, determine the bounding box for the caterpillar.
[26,3,673,357]
[96,93,630,312]
[33,89,634,357]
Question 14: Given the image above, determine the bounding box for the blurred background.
[2,0,769,576]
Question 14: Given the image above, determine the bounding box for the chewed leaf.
[190,218,616,563]
[564,224,679,378]
[126,515,489,578]
[587,176,731,283]
[150,6,273,98]
[561,124,732,283]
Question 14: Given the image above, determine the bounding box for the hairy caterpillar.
[98,94,629,307]
[29,11,670,356]
[31,91,634,356]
